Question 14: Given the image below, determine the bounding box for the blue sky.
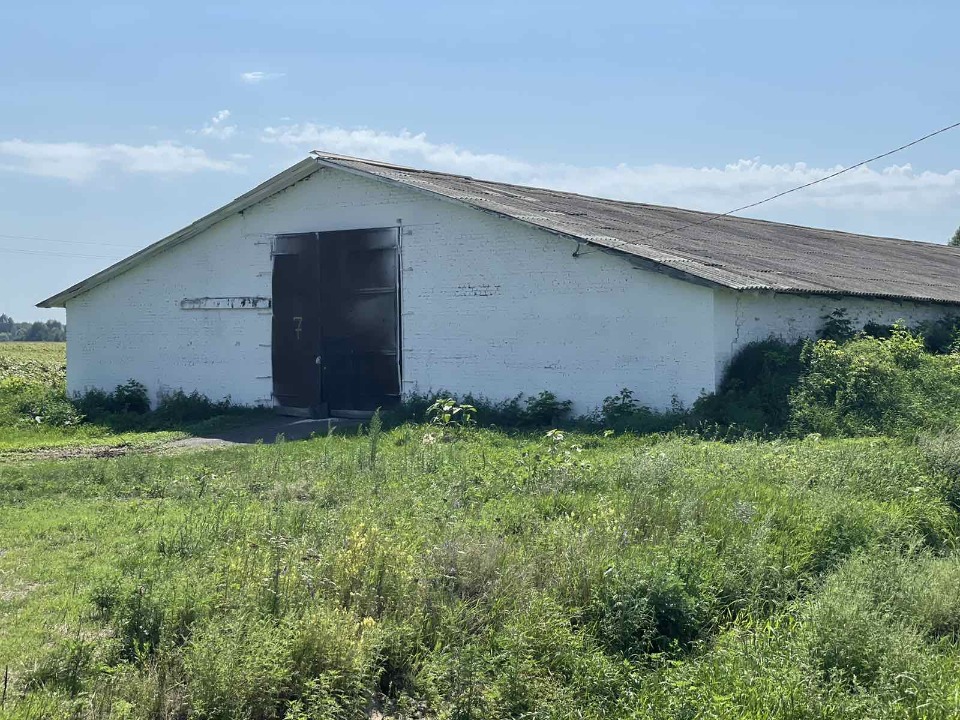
[2,0,959,320]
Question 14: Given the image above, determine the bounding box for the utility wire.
[0,233,140,248]
[0,246,118,260]
[5,120,960,260]
[629,119,960,246]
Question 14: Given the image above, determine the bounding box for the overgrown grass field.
[2,426,960,718]
[3,330,960,718]
[0,342,67,363]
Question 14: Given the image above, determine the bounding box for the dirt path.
[0,416,362,463]
[0,444,138,462]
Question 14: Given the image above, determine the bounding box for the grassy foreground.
[1,427,960,718]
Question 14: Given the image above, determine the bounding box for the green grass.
[3,338,960,717]
[0,427,183,454]
[0,343,233,456]
[0,428,958,718]
[0,342,67,362]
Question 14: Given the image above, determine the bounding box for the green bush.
[75,379,151,420]
[590,388,687,434]
[0,349,81,428]
[154,389,235,424]
[183,610,377,720]
[818,308,856,342]
[1,377,82,427]
[790,329,960,437]
[417,596,625,718]
[387,390,573,429]
[71,382,257,431]
[857,314,960,353]
[916,315,960,353]
[586,553,710,659]
[689,326,960,438]
[692,338,804,434]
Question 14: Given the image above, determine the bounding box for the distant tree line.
[0,313,66,342]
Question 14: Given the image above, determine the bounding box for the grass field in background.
[0,342,67,363]
[0,343,184,455]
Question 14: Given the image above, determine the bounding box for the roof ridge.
[310,150,481,181]
[39,154,960,309]
[317,154,959,251]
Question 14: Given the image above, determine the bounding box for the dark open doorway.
[272,228,401,417]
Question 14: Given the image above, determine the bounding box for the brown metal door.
[272,233,323,414]
[318,228,401,414]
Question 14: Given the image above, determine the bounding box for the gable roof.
[39,152,960,308]
[313,154,960,305]
[38,158,321,308]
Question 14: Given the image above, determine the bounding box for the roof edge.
[311,153,960,307]
[38,152,960,310]
[37,158,321,308]
[310,153,734,292]
[312,153,954,253]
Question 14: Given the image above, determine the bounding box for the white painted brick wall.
[66,162,959,414]
[712,289,954,385]
[66,210,275,406]
[396,206,718,414]
[66,165,720,413]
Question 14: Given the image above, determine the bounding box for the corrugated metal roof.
[315,153,960,306]
[38,153,960,308]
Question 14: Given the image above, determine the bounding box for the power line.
[0,233,140,248]
[0,246,118,260]
[630,119,960,246]
[4,119,959,261]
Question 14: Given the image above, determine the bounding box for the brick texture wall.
[67,165,960,413]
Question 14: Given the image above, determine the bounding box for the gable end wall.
[65,166,720,413]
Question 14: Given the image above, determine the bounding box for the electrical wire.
[626,119,960,247]
[0,233,140,248]
[0,246,118,260]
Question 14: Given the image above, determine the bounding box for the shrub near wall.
[790,328,960,437]
[389,329,960,439]
[691,339,804,434]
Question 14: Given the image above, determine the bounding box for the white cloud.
[261,124,532,179]
[0,139,240,181]
[261,124,960,214]
[241,71,285,84]
[189,109,237,140]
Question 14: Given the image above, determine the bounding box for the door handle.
[315,355,322,366]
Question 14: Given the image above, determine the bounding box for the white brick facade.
[65,165,958,414]
[712,290,951,387]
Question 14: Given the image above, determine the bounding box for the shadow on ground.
[154,415,364,454]
[192,416,363,444]
[0,416,366,463]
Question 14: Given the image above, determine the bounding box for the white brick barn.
[39,153,960,416]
